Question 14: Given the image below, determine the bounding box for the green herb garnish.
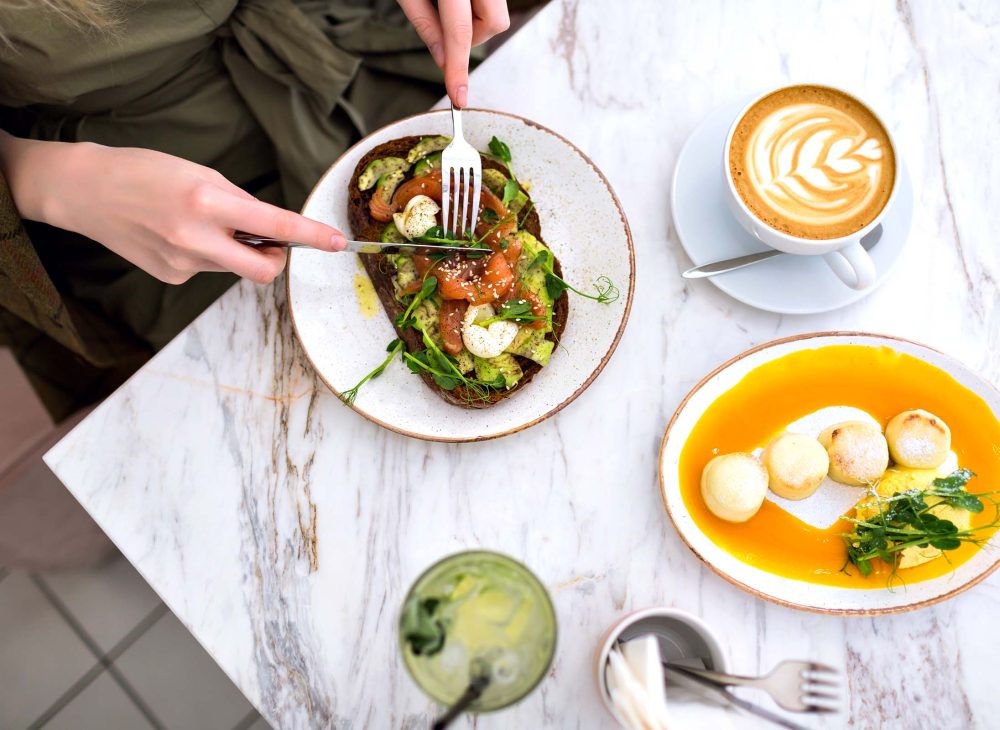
[478,299,547,326]
[840,469,999,578]
[395,277,437,330]
[340,339,404,405]
[518,201,534,228]
[488,135,516,182]
[413,225,491,259]
[401,596,446,656]
[403,323,505,398]
[501,178,519,208]
[531,249,619,304]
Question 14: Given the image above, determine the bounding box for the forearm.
[0,130,92,226]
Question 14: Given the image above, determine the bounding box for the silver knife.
[235,232,472,256]
[681,224,883,278]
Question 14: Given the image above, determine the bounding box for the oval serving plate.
[659,332,1000,615]
[288,109,634,442]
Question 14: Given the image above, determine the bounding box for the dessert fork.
[665,659,842,713]
[440,102,482,238]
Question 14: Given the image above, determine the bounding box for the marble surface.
[44,1,1000,728]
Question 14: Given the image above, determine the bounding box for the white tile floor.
[0,558,268,730]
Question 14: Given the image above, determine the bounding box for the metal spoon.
[682,224,883,279]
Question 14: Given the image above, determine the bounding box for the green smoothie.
[399,550,557,712]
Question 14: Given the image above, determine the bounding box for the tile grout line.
[24,659,107,730]
[29,575,169,730]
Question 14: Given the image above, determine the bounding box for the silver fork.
[665,660,842,713]
[440,102,482,238]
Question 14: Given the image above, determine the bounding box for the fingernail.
[457,85,468,108]
[430,42,444,67]
[331,233,347,250]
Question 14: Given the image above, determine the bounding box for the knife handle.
[234,232,306,248]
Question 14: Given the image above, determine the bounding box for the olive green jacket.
[0,0,447,416]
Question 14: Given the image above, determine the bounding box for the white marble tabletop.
[45,1,1000,728]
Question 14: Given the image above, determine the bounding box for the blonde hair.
[0,0,119,45]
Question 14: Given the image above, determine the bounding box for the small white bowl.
[593,607,729,727]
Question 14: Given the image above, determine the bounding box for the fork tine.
[802,673,841,688]
[807,662,838,674]
[450,167,460,237]
[804,690,841,702]
[459,167,471,236]
[469,166,481,236]
[441,165,451,237]
[803,704,839,714]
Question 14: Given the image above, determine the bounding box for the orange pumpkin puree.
[678,345,1000,588]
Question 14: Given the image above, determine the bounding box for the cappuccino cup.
[723,84,898,290]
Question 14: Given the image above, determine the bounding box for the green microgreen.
[488,136,517,182]
[395,277,437,330]
[839,469,1000,579]
[518,201,534,228]
[501,178,519,208]
[530,249,620,304]
[478,299,547,326]
[402,322,505,399]
[340,339,404,405]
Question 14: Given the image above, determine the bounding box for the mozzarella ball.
[762,433,830,500]
[885,409,951,469]
[818,421,889,486]
[700,453,769,523]
[392,194,440,240]
[461,304,519,359]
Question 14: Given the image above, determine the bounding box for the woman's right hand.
[0,135,347,284]
[399,0,511,108]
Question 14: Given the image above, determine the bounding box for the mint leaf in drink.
[401,596,446,656]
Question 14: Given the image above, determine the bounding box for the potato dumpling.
[762,433,830,500]
[700,453,769,523]
[818,421,889,486]
[885,409,951,469]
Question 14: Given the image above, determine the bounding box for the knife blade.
[235,231,474,257]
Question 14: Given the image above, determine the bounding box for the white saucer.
[671,98,913,315]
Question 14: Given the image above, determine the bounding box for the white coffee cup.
[722,84,898,291]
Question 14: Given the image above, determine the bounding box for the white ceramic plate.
[671,98,913,315]
[658,332,1000,614]
[288,109,634,441]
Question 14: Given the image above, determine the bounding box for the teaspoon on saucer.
[682,225,883,279]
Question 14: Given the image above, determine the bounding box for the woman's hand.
[0,135,346,285]
[399,0,511,107]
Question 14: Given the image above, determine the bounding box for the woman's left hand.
[398,0,511,107]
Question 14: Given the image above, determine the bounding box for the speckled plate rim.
[287,108,635,443]
[657,331,1000,616]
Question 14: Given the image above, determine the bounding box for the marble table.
[45,1,1000,728]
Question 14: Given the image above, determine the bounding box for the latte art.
[746,103,886,227]
[729,86,896,240]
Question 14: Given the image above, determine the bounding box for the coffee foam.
[729,86,895,240]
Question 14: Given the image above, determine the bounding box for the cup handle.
[823,241,876,290]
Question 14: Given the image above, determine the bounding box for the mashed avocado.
[474,353,523,389]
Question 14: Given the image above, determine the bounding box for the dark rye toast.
[347,135,569,408]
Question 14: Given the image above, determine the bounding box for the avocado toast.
[346,134,569,408]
